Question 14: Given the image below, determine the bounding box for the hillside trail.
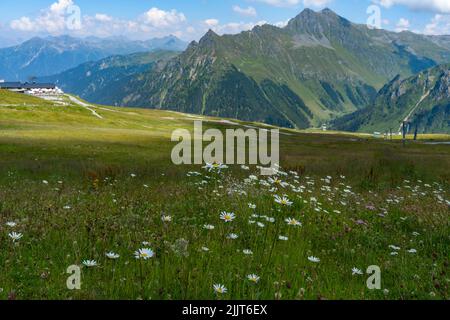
[66,95,104,119]
[398,90,430,134]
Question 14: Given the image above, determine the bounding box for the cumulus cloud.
[423,14,450,35]
[374,0,450,14]
[141,7,186,28]
[202,19,268,35]
[10,17,35,32]
[395,17,410,31]
[274,19,290,27]
[10,0,75,33]
[4,0,338,41]
[8,1,189,40]
[95,14,113,23]
[204,19,220,27]
[303,0,333,7]
[254,0,332,7]
[253,0,301,7]
[219,21,267,34]
[233,5,258,17]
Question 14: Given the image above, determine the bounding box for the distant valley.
[332,64,450,134]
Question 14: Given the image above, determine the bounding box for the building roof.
[0,82,56,89]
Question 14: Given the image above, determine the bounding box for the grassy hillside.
[0,90,449,300]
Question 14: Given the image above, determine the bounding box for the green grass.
[0,90,449,300]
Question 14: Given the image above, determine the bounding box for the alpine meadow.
[0,1,449,304]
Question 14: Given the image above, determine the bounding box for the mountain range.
[0,35,187,81]
[85,8,449,129]
[331,64,450,134]
[41,50,180,105]
[14,8,450,133]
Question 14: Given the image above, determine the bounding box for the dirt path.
[67,95,104,119]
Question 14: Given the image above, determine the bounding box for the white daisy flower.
[106,252,120,259]
[274,195,293,206]
[279,236,289,241]
[227,233,239,240]
[243,249,254,255]
[285,218,302,227]
[8,232,23,242]
[82,260,98,267]
[203,162,228,172]
[5,222,17,228]
[203,224,215,230]
[134,248,154,260]
[268,177,288,188]
[220,212,236,223]
[213,284,227,294]
[201,246,210,252]
[407,249,417,254]
[247,274,260,283]
[248,203,256,209]
[161,215,172,223]
[308,256,320,263]
[352,268,363,275]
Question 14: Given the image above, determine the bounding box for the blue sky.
[0,0,449,43]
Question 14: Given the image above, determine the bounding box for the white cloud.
[233,5,257,17]
[274,19,290,27]
[395,17,410,31]
[423,14,450,35]
[49,0,73,13]
[141,7,186,28]
[204,19,220,27]
[10,0,75,34]
[8,2,190,40]
[253,0,301,7]
[202,19,268,35]
[10,17,34,32]
[374,0,450,14]
[219,21,267,34]
[303,0,333,7]
[186,26,196,34]
[254,0,332,7]
[95,14,113,23]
